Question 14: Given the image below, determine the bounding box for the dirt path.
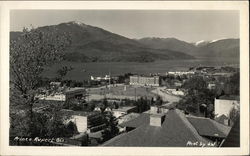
[151,87,181,103]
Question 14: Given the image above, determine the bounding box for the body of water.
[43,57,239,81]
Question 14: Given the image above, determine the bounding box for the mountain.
[137,37,239,60]
[10,31,22,41]
[136,37,198,55]
[193,40,210,47]
[10,21,194,62]
[196,39,239,58]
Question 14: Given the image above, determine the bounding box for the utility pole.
[134,87,137,101]
[109,71,111,91]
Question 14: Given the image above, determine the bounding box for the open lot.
[87,85,156,101]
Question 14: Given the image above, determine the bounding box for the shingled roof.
[119,113,149,128]
[187,116,231,138]
[104,109,210,147]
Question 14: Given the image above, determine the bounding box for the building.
[65,110,106,134]
[112,106,137,118]
[214,98,240,118]
[103,108,231,147]
[207,83,216,90]
[129,75,160,86]
[50,81,61,86]
[91,75,110,81]
[64,87,86,101]
[167,71,195,76]
[36,87,86,102]
[36,93,66,101]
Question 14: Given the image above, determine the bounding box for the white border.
[0,1,249,156]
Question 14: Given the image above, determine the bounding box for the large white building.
[37,87,86,102]
[129,75,160,86]
[214,98,240,118]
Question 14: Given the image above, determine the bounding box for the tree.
[155,96,163,113]
[100,98,108,113]
[101,112,119,142]
[182,76,207,91]
[57,66,74,80]
[177,76,217,116]
[10,27,71,137]
[10,103,76,140]
[229,107,240,126]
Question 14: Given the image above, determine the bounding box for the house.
[112,106,137,118]
[103,108,231,147]
[174,82,182,87]
[94,107,101,112]
[91,75,111,81]
[214,98,240,119]
[64,110,106,134]
[207,83,216,90]
[105,107,112,112]
[165,88,185,96]
[167,71,195,76]
[186,116,231,143]
[50,81,61,86]
[64,87,86,101]
[215,114,230,126]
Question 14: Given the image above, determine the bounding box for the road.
[151,87,181,103]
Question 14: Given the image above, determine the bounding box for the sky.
[10,10,239,43]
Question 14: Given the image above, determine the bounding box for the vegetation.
[56,66,74,80]
[177,73,239,118]
[228,106,240,126]
[102,112,119,142]
[10,27,71,139]
[177,76,217,117]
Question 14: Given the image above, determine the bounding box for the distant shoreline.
[42,58,239,82]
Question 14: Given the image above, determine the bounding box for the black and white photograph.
[0,1,249,156]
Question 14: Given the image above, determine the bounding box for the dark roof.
[104,109,209,147]
[119,113,149,128]
[219,95,240,101]
[221,117,240,147]
[61,109,100,117]
[65,87,85,94]
[187,116,231,138]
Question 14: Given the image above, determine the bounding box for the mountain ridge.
[10,21,239,62]
[10,21,195,62]
[136,37,239,59]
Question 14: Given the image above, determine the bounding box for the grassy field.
[89,85,155,98]
[42,57,239,81]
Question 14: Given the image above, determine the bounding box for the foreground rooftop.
[104,109,231,147]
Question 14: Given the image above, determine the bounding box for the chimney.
[150,113,165,127]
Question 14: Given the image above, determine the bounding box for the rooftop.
[104,109,211,147]
[186,116,231,138]
[61,109,100,117]
[65,87,85,93]
[218,95,240,101]
[113,106,137,112]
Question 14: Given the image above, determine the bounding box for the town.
[10,65,240,147]
[8,10,242,148]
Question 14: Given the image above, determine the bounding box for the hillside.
[137,37,239,60]
[10,21,194,63]
[137,37,198,55]
[196,39,239,58]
